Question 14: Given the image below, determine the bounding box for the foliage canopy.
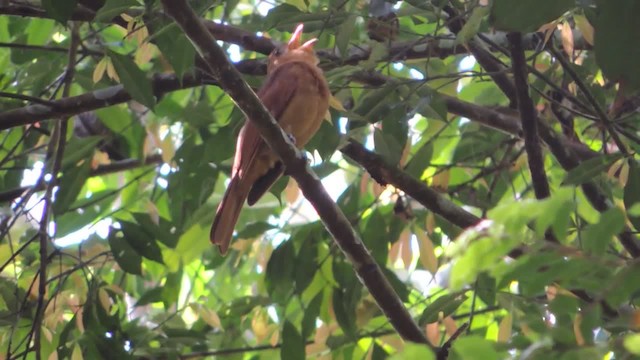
[2,0,640,359]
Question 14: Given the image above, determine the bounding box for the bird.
[210,24,330,255]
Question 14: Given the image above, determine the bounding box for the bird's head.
[267,24,319,72]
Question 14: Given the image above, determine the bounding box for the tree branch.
[341,139,480,229]
[31,22,80,359]
[0,73,214,130]
[160,0,430,346]
[507,32,551,200]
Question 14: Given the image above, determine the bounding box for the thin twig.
[30,23,80,359]
[507,32,551,200]
[437,322,469,360]
[546,45,629,155]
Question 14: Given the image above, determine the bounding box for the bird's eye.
[272,47,284,56]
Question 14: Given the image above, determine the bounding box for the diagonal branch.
[341,139,480,229]
[0,73,214,131]
[160,0,430,347]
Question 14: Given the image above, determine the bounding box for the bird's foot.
[286,132,297,145]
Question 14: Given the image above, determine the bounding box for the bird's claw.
[286,132,297,145]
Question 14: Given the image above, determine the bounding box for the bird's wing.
[233,63,300,184]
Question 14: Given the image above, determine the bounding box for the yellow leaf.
[270,327,280,347]
[561,22,574,60]
[398,228,412,270]
[415,226,438,274]
[106,59,120,82]
[359,172,370,195]
[425,212,435,235]
[160,134,175,163]
[328,95,346,112]
[42,326,53,343]
[284,177,300,205]
[252,308,270,342]
[399,141,411,167]
[71,343,83,360]
[432,169,450,191]
[121,13,134,23]
[193,304,223,330]
[93,58,107,83]
[631,310,640,330]
[98,288,112,313]
[425,322,440,346]
[443,316,457,337]
[323,109,332,123]
[538,21,558,46]
[574,14,594,46]
[146,201,160,225]
[48,350,59,360]
[135,43,156,66]
[498,313,512,343]
[573,313,585,346]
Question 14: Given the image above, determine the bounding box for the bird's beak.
[288,24,304,49]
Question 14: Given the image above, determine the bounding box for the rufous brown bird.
[210,24,330,254]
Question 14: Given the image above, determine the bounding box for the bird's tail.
[210,178,246,254]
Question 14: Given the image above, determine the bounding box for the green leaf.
[605,262,640,307]
[265,240,295,303]
[582,207,624,254]
[374,127,399,165]
[475,272,496,306]
[624,160,640,231]
[456,6,489,44]
[294,235,318,294]
[281,321,305,360]
[132,213,179,248]
[336,14,356,57]
[562,153,622,185]
[301,293,322,339]
[405,141,433,179]
[419,292,468,325]
[361,209,389,264]
[108,233,142,275]
[452,336,500,360]
[120,220,164,263]
[95,0,140,22]
[42,0,78,23]
[53,157,92,215]
[135,287,164,306]
[60,136,103,169]
[489,0,574,32]
[153,25,196,79]
[236,221,275,239]
[594,0,640,91]
[107,49,156,109]
[624,333,640,355]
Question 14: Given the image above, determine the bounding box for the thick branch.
[0,73,212,130]
[161,0,430,346]
[507,32,551,200]
[0,3,593,65]
[341,139,480,229]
